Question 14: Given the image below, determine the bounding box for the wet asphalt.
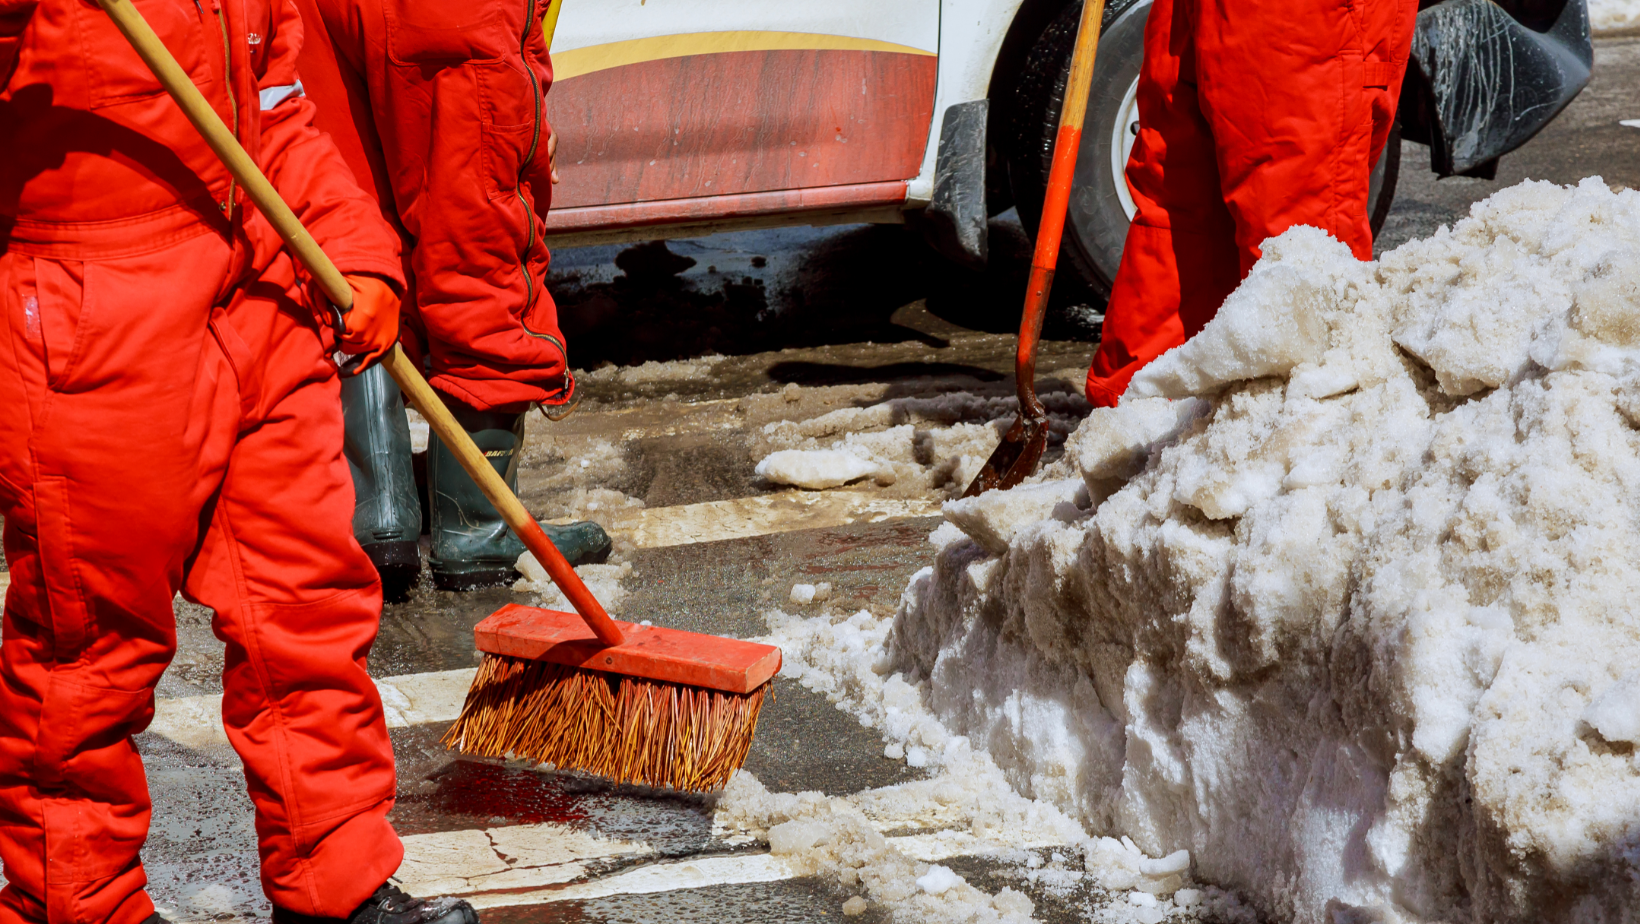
[0,33,1636,924]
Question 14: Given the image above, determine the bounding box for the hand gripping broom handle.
[1017,0,1106,418]
[97,0,625,648]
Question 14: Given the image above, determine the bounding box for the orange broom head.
[441,604,782,792]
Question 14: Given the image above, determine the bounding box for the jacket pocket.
[73,0,211,109]
[476,61,539,200]
[383,0,508,65]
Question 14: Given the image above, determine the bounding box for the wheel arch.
[983,0,1146,216]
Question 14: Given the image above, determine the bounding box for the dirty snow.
[514,554,633,616]
[1591,0,1640,31]
[721,604,1253,923]
[755,390,1090,499]
[757,448,887,489]
[894,178,1640,922]
[578,354,728,387]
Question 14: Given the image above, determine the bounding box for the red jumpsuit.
[0,1,405,921]
[1085,0,1418,406]
[293,0,572,413]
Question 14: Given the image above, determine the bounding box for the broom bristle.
[440,653,770,792]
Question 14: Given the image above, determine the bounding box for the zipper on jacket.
[214,1,239,218]
[515,0,563,375]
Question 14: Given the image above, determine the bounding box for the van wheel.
[1005,0,1399,295]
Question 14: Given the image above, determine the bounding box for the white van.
[543,0,1593,292]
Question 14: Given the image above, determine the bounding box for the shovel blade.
[963,415,1051,497]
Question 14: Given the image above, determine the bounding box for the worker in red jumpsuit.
[1086,0,1419,406]
[0,2,472,922]
[293,0,611,598]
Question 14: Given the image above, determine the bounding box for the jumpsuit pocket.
[481,119,536,201]
[33,258,93,393]
[33,476,91,663]
[383,0,508,65]
[476,62,541,200]
[73,0,211,109]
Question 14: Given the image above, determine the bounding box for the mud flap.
[920,100,990,270]
[1402,0,1593,177]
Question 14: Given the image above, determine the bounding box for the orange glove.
[336,273,400,373]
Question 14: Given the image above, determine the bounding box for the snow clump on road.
[757,448,889,489]
[755,389,1090,499]
[894,178,1640,922]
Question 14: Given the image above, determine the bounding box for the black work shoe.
[342,363,424,601]
[273,882,478,924]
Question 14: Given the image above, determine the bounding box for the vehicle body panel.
[540,0,1590,250]
[544,1,940,237]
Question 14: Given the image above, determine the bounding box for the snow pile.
[756,448,890,489]
[755,389,1090,499]
[1591,0,1640,31]
[721,604,1252,923]
[895,179,1640,923]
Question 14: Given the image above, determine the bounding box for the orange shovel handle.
[1017,0,1107,417]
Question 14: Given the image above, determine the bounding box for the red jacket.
[295,0,572,412]
[0,0,402,293]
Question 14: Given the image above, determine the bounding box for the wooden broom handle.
[97,0,625,649]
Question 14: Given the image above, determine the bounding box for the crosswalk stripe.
[597,490,939,550]
[396,821,653,896]
[148,668,476,750]
[454,829,1075,910]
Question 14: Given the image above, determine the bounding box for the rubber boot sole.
[364,540,422,602]
[430,565,519,592]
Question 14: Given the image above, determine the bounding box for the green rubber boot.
[428,405,612,591]
[341,363,423,601]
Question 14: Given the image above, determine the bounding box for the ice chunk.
[941,478,1082,554]
[767,819,829,855]
[756,449,879,489]
[790,584,817,605]
[1139,849,1190,877]
[1582,672,1640,745]
[1129,227,1362,399]
[916,864,962,895]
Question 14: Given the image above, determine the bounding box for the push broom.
[966,0,1106,496]
[99,0,780,793]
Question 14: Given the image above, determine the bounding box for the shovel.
[965,0,1107,497]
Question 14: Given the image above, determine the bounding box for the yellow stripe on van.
[551,31,935,81]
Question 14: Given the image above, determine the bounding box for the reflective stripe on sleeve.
[258,79,305,111]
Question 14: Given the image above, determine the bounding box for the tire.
[1005,0,1400,294]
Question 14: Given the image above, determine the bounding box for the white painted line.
[603,490,940,549]
[148,668,475,750]
[396,822,653,896]
[1622,119,1640,129]
[459,828,1076,910]
[467,853,795,908]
